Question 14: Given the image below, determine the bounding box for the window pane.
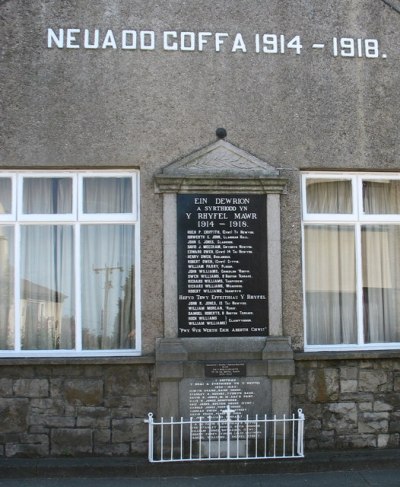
[20,225,75,350]
[81,224,135,350]
[0,178,12,214]
[304,225,357,344]
[23,178,72,214]
[362,225,400,342]
[306,179,352,214]
[0,226,14,349]
[83,178,132,214]
[363,179,400,214]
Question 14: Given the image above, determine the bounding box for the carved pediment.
[160,140,279,177]
[383,0,400,14]
[155,139,287,194]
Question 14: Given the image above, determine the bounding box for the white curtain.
[305,225,357,344]
[0,180,14,349]
[19,177,136,351]
[0,226,13,349]
[83,178,132,214]
[362,180,400,342]
[20,178,74,350]
[305,178,400,345]
[362,225,400,342]
[363,180,400,214]
[80,224,135,350]
[306,179,352,214]
[23,178,72,214]
[20,225,75,350]
[0,178,12,214]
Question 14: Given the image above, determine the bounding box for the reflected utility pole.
[93,264,123,346]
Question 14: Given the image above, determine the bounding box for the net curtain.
[305,179,400,345]
[19,177,135,351]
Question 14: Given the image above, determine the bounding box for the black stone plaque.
[177,194,268,337]
[205,362,246,378]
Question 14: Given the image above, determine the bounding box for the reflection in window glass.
[20,225,75,350]
[0,171,139,355]
[0,178,12,214]
[306,179,352,214]
[81,224,135,350]
[83,178,132,214]
[362,225,400,343]
[0,226,14,349]
[23,178,73,214]
[363,180,400,214]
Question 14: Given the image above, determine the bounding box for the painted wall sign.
[177,194,268,338]
[46,28,387,59]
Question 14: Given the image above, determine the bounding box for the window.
[0,171,140,357]
[302,173,400,351]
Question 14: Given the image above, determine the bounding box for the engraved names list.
[177,194,268,337]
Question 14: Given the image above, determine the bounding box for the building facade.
[1,0,400,456]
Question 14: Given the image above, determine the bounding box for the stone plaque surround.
[154,139,294,420]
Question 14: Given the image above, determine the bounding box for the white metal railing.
[145,406,305,463]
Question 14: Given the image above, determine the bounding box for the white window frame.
[0,170,141,358]
[17,174,77,222]
[78,173,138,222]
[302,171,400,352]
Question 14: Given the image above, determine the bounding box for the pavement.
[0,449,399,486]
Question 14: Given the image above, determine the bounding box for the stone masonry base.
[293,354,400,451]
[0,360,156,457]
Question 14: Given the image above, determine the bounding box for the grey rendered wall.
[2,0,400,351]
[1,0,400,457]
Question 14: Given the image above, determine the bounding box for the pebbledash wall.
[1,0,400,457]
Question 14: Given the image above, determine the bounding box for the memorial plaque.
[180,377,271,441]
[205,362,246,377]
[180,377,271,420]
[177,194,268,337]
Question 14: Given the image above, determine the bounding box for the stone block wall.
[3,355,400,457]
[0,361,156,457]
[292,355,400,451]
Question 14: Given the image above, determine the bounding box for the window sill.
[295,349,400,361]
[0,355,155,366]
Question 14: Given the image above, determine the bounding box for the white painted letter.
[180,32,195,51]
[140,31,155,50]
[66,29,80,49]
[163,31,178,51]
[47,28,64,48]
[122,30,137,49]
[102,30,117,49]
[255,34,260,53]
[215,32,228,52]
[84,29,99,49]
[232,33,247,52]
[198,32,212,51]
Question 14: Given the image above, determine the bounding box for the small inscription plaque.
[177,194,268,337]
[205,362,246,377]
[180,377,271,439]
[180,377,270,419]
[180,377,271,440]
